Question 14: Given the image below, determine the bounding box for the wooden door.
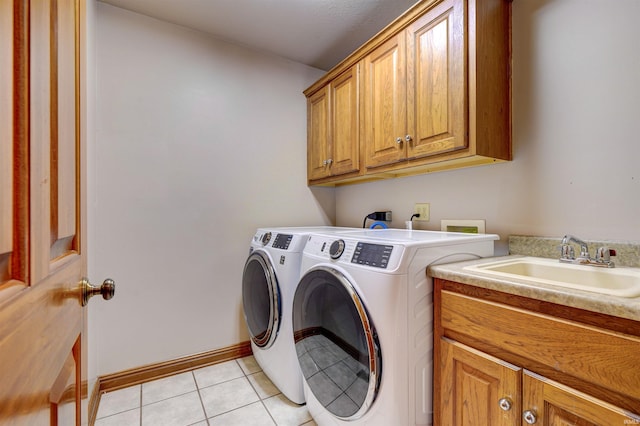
[523,370,640,425]
[0,0,91,424]
[406,0,466,160]
[363,32,407,169]
[307,85,331,181]
[440,338,521,426]
[329,64,359,177]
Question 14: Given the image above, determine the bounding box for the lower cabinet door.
[440,338,521,426]
[523,370,640,425]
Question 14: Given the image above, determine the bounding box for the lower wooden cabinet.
[524,370,636,425]
[434,279,640,425]
[440,338,638,425]
[440,338,521,425]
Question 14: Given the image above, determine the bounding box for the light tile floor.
[95,356,317,426]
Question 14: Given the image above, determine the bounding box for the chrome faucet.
[559,234,616,268]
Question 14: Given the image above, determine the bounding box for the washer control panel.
[305,235,401,270]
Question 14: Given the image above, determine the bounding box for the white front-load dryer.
[292,229,498,424]
[242,226,356,404]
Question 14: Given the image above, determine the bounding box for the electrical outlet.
[414,203,430,221]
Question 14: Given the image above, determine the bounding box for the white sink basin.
[464,256,640,298]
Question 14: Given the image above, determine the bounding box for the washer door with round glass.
[293,266,381,420]
[242,250,281,349]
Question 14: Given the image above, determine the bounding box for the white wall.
[336,0,640,255]
[91,3,330,375]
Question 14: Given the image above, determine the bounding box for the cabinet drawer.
[441,290,640,401]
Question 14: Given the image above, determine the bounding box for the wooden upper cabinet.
[406,0,466,160]
[363,34,406,169]
[364,0,464,171]
[330,65,360,177]
[307,65,360,183]
[305,0,511,186]
[307,86,330,181]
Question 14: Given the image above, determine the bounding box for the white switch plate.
[414,203,430,221]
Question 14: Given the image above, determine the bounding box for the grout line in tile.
[259,398,278,426]
[141,389,201,408]
[207,400,269,424]
[195,374,250,392]
[93,407,141,425]
[193,371,211,426]
[235,359,245,377]
[245,374,280,425]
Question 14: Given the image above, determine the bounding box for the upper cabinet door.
[406,0,466,160]
[307,85,331,181]
[363,33,407,170]
[330,65,360,177]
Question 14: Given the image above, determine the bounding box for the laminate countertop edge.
[428,255,640,322]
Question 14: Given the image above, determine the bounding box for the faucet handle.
[560,244,575,260]
[595,247,616,265]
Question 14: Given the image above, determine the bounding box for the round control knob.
[261,232,272,245]
[329,239,346,259]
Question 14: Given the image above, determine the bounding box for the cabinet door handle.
[405,134,412,142]
[326,158,333,165]
[396,137,403,145]
[523,410,537,424]
[498,397,512,411]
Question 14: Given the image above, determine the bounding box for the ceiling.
[99,0,419,71]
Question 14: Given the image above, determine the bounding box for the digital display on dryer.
[351,243,393,268]
[272,234,293,250]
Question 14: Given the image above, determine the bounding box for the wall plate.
[440,219,486,234]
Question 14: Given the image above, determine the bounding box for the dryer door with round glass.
[242,250,281,348]
[293,266,381,420]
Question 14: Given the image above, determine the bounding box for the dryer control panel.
[272,233,293,250]
[352,242,394,268]
[304,235,404,271]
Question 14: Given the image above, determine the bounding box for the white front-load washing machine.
[242,226,356,404]
[292,229,498,424]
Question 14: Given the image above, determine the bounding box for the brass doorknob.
[81,278,115,306]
